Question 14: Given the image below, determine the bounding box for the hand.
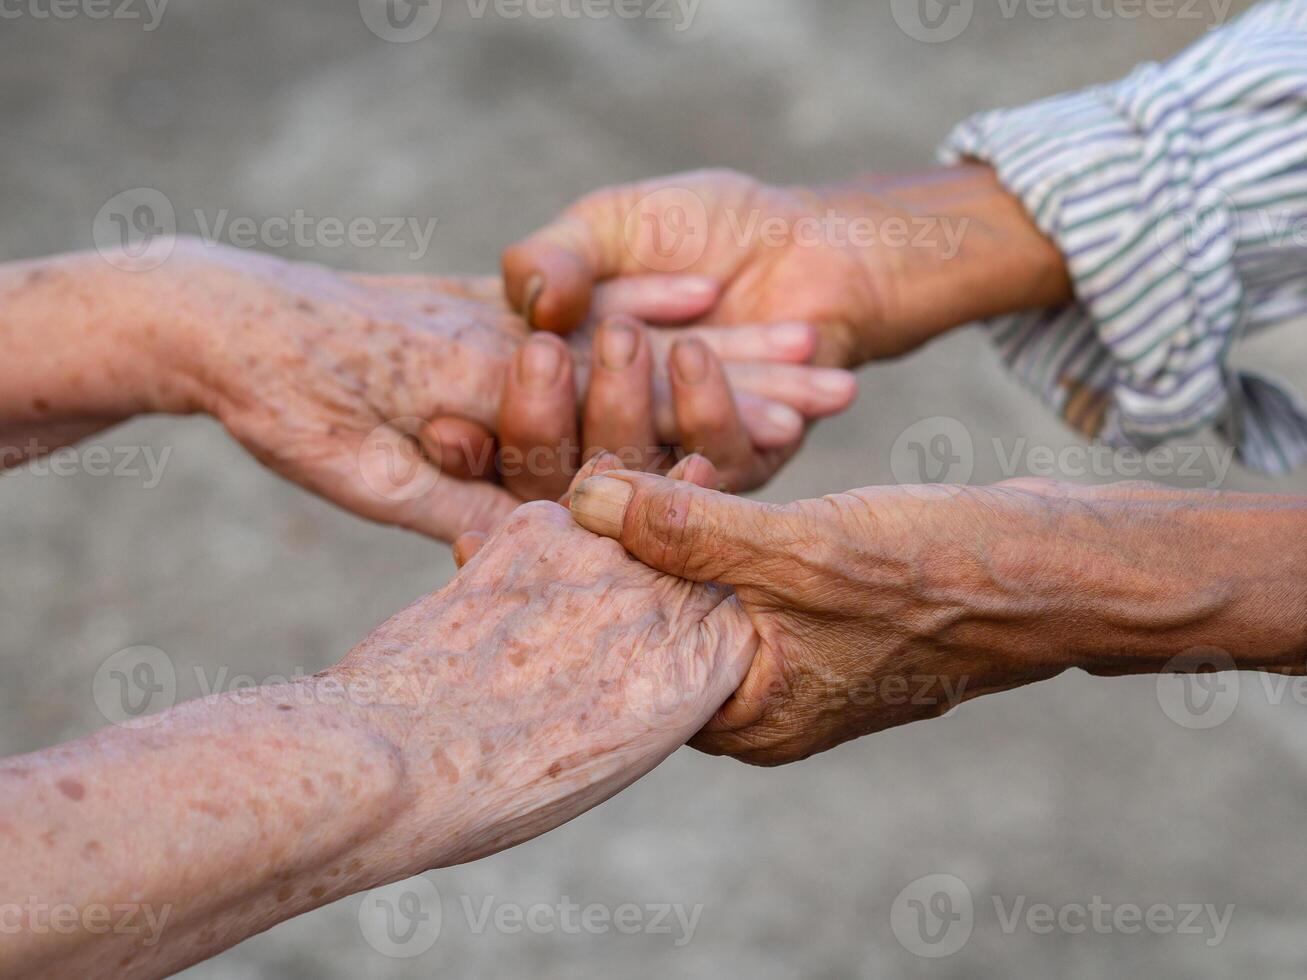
[0,454,756,977]
[155,241,851,540]
[335,454,758,869]
[502,166,1073,367]
[496,315,854,498]
[566,475,1306,766]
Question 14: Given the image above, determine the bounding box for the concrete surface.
[3,0,1307,977]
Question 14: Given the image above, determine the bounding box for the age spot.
[57,778,85,801]
[431,747,461,785]
[191,800,229,820]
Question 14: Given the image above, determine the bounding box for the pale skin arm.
[0,243,856,510]
[0,682,413,977]
[0,455,756,978]
[0,253,202,466]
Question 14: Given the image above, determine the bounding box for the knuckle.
[515,499,568,525]
[640,486,705,578]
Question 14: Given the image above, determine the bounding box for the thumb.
[569,471,776,587]
[503,183,716,334]
[502,212,601,334]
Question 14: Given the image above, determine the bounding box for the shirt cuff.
[937,8,1307,474]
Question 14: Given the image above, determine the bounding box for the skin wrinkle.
[15,243,836,548]
[4,238,856,548]
[565,470,1306,766]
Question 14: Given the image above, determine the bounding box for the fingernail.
[520,336,563,391]
[524,273,545,326]
[766,403,803,438]
[816,369,856,396]
[679,276,718,297]
[600,320,638,370]
[570,476,633,539]
[770,323,814,348]
[672,339,709,385]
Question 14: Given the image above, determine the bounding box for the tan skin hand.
[504,169,890,367]
[568,475,1057,765]
[570,474,1307,767]
[503,165,1074,368]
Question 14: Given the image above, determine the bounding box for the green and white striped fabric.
[941,0,1307,474]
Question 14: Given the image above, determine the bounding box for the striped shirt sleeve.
[939,0,1307,474]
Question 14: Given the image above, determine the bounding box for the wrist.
[814,164,1072,358]
[0,248,208,424]
[955,482,1307,676]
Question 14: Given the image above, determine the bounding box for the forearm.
[815,163,1072,356]
[0,251,202,436]
[933,483,1307,679]
[0,676,420,978]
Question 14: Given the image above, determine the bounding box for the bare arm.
[569,473,1307,765]
[0,457,756,977]
[0,253,202,469]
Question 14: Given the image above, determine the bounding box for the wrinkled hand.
[502,169,897,367]
[568,474,1078,766]
[333,455,758,867]
[503,166,1074,367]
[166,241,852,541]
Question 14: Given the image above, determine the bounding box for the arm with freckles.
[0,454,756,978]
[0,253,201,467]
[0,243,854,528]
[0,684,412,977]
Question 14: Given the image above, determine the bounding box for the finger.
[503,214,604,334]
[665,453,721,489]
[670,338,756,485]
[731,395,803,452]
[498,333,579,501]
[347,423,519,542]
[420,417,496,481]
[591,275,719,325]
[504,184,675,333]
[583,317,662,472]
[647,322,818,365]
[561,450,627,506]
[722,363,858,420]
[569,470,778,587]
[453,531,488,568]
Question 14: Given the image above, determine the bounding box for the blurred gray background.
[4,0,1307,976]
